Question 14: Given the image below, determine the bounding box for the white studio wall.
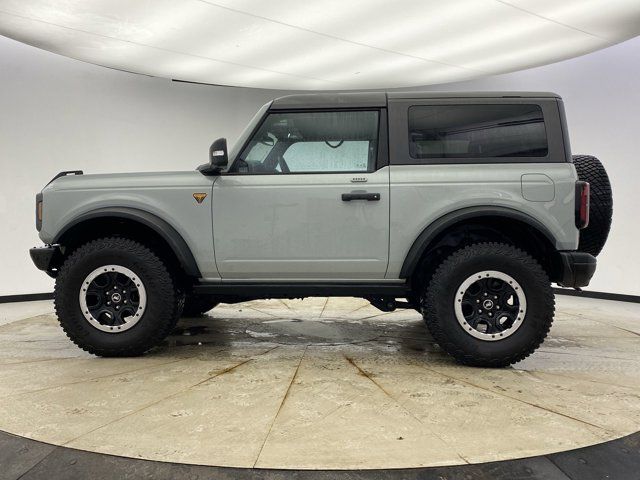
[0,36,280,295]
[1,34,639,296]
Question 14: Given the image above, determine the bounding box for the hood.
[43,170,210,193]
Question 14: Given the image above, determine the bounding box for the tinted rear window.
[408,104,548,159]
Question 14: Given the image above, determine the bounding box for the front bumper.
[557,251,597,288]
[29,245,62,277]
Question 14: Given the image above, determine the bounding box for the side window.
[233,110,379,174]
[283,141,370,172]
[408,104,548,160]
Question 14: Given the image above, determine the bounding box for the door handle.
[341,192,381,201]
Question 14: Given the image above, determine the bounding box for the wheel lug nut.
[489,313,493,317]
[476,300,480,303]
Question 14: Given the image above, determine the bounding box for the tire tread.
[422,242,555,367]
[54,237,179,357]
[573,154,613,257]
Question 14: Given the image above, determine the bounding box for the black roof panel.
[271,91,560,109]
[388,91,560,100]
[271,92,387,109]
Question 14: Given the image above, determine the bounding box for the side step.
[193,282,411,299]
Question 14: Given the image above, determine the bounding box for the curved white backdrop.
[0,35,638,296]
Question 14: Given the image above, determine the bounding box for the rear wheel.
[422,243,554,367]
[54,237,181,356]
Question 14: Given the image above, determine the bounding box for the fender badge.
[193,193,207,204]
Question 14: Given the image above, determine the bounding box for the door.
[212,109,390,280]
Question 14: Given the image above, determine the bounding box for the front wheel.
[54,237,181,357]
[422,243,554,367]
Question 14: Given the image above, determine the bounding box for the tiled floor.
[0,295,638,469]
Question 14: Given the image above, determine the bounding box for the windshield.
[226,101,272,168]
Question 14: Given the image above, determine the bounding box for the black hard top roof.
[271,91,561,109]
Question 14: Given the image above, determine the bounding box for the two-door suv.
[30,92,613,367]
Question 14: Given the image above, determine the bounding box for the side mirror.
[210,138,228,167]
[198,137,228,175]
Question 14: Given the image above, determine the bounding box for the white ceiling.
[1,0,639,90]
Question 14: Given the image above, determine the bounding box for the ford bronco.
[30,92,613,366]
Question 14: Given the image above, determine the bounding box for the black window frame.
[224,107,389,176]
[387,98,567,165]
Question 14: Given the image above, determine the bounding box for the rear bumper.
[29,245,62,277]
[557,251,597,288]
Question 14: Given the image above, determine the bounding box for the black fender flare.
[53,207,201,278]
[399,206,557,278]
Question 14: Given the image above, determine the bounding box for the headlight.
[36,193,43,231]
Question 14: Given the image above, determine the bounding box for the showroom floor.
[0,295,639,477]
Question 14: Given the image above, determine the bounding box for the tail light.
[575,181,590,229]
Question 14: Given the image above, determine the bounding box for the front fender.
[53,207,201,278]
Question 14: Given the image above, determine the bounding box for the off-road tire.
[54,237,181,356]
[573,154,613,257]
[181,294,219,317]
[422,243,554,367]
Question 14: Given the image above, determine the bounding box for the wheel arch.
[53,207,201,279]
[400,206,559,281]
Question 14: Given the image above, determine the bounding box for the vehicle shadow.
[160,308,442,359]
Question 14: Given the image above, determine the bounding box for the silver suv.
[29,92,613,366]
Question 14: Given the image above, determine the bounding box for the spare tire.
[572,155,613,257]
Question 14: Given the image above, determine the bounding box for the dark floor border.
[0,292,54,304]
[553,287,640,303]
[2,428,639,480]
[2,289,640,305]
